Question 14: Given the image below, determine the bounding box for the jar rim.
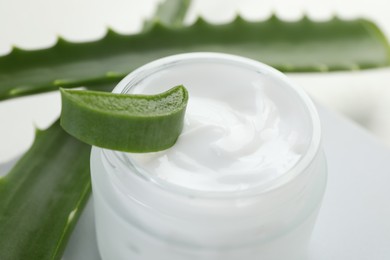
[102,52,322,199]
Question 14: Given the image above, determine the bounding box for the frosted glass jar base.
[91,146,326,260]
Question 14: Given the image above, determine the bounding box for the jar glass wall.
[90,53,327,260]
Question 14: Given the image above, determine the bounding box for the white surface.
[58,105,390,259]
[309,106,390,259]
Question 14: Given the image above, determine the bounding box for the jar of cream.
[90,52,327,260]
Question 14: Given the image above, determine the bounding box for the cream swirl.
[127,59,312,192]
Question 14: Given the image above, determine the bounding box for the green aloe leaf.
[1,15,389,100]
[0,121,91,260]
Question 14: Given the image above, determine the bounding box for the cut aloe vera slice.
[60,85,188,153]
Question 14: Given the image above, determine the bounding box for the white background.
[0,0,390,163]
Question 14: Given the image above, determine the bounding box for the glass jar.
[90,53,327,260]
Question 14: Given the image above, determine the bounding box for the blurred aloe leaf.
[1,15,389,100]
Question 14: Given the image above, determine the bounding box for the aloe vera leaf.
[60,86,188,152]
[1,16,389,101]
[143,0,191,29]
[0,121,91,260]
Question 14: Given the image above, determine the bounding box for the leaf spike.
[193,15,209,27]
[148,18,171,34]
[268,10,279,22]
[10,45,27,55]
[301,12,311,22]
[105,26,122,39]
[67,208,78,224]
[233,13,246,24]
[55,36,72,47]
[330,13,340,21]
[32,124,44,139]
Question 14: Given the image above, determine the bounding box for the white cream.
[127,61,312,192]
